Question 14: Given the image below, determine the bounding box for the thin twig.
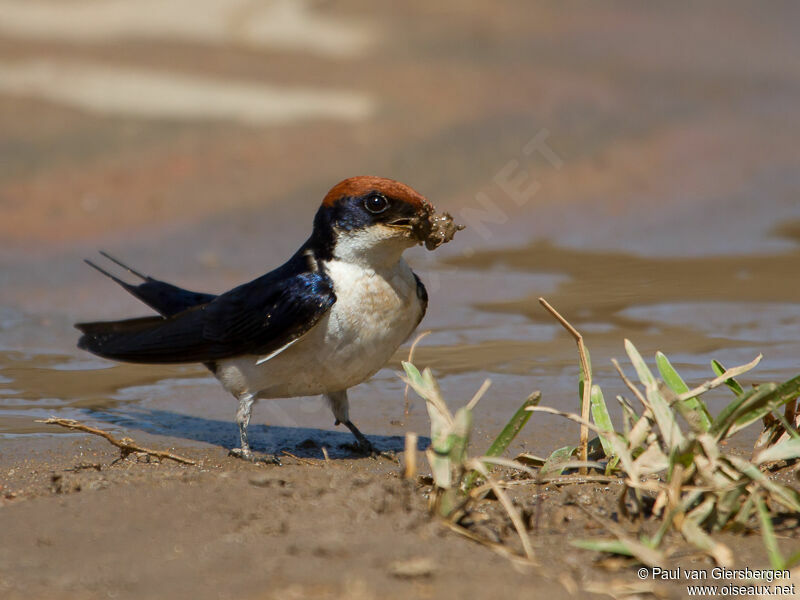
[281,450,320,467]
[539,298,591,474]
[404,432,418,480]
[403,330,432,420]
[527,405,601,434]
[468,459,536,562]
[441,520,524,564]
[466,378,492,411]
[321,446,330,465]
[478,455,538,479]
[36,418,196,465]
[573,502,663,566]
[467,481,493,499]
[611,358,650,411]
[465,469,620,494]
[516,475,619,486]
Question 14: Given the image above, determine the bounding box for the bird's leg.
[325,390,375,455]
[342,420,375,455]
[229,393,255,459]
[228,393,280,464]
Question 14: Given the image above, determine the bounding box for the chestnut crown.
[312,176,431,249]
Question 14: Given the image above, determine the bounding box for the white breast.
[214,257,423,399]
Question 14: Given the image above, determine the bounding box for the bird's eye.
[364,193,389,214]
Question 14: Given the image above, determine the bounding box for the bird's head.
[311,176,462,266]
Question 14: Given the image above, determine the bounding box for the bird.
[75,176,462,461]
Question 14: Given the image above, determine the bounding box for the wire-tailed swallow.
[76,176,462,461]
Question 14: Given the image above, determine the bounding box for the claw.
[340,419,378,456]
[356,437,377,456]
[228,448,281,465]
[341,435,392,459]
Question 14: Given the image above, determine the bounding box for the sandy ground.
[0,436,596,600]
[2,434,798,600]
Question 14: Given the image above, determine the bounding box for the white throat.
[331,226,415,270]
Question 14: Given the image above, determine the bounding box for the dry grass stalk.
[574,502,665,566]
[36,417,196,465]
[404,432,418,480]
[538,297,591,474]
[281,450,320,466]
[676,354,762,402]
[612,358,649,410]
[468,459,536,561]
[506,475,618,487]
[441,520,522,564]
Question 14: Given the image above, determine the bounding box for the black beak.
[387,218,414,229]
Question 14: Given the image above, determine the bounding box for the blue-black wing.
[76,251,335,364]
[412,272,428,328]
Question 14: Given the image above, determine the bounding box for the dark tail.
[75,309,216,364]
[84,252,216,317]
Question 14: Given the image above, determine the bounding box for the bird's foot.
[356,437,377,456]
[340,439,376,457]
[228,448,282,465]
[338,419,394,459]
[340,438,396,461]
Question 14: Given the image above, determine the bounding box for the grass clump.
[556,339,800,566]
[401,298,800,568]
[400,361,540,561]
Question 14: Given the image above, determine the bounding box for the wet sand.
[3,434,798,600]
[2,1,800,597]
[0,436,582,600]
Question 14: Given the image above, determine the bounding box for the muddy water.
[2,230,799,456]
[1,2,800,458]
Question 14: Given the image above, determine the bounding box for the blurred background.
[1,0,799,454]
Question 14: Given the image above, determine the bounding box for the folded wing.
[76,269,335,364]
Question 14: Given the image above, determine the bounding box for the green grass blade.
[485,392,541,459]
[756,495,784,570]
[727,456,800,513]
[426,448,452,490]
[656,352,712,431]
[463,392,541,490]
[713,487,747,531]
[783,549,800,570]
[617,395,636,439]
[401,361,452,425]
[541,445,577,477]
[732,494,756,529]
[604,454,620,475]
[724,375,800,438]
[725,384,779,436]
[571,539,633,556]
[709,387,759,439]
[451,406,473,465]
[401,361,423,384]
[711,359,745,396]
[773,410,800,440]
[625,339,656,387]
[574,530,663,566]
[647,382,684,448]
[649,507,679,548]
[590,384,614,457]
